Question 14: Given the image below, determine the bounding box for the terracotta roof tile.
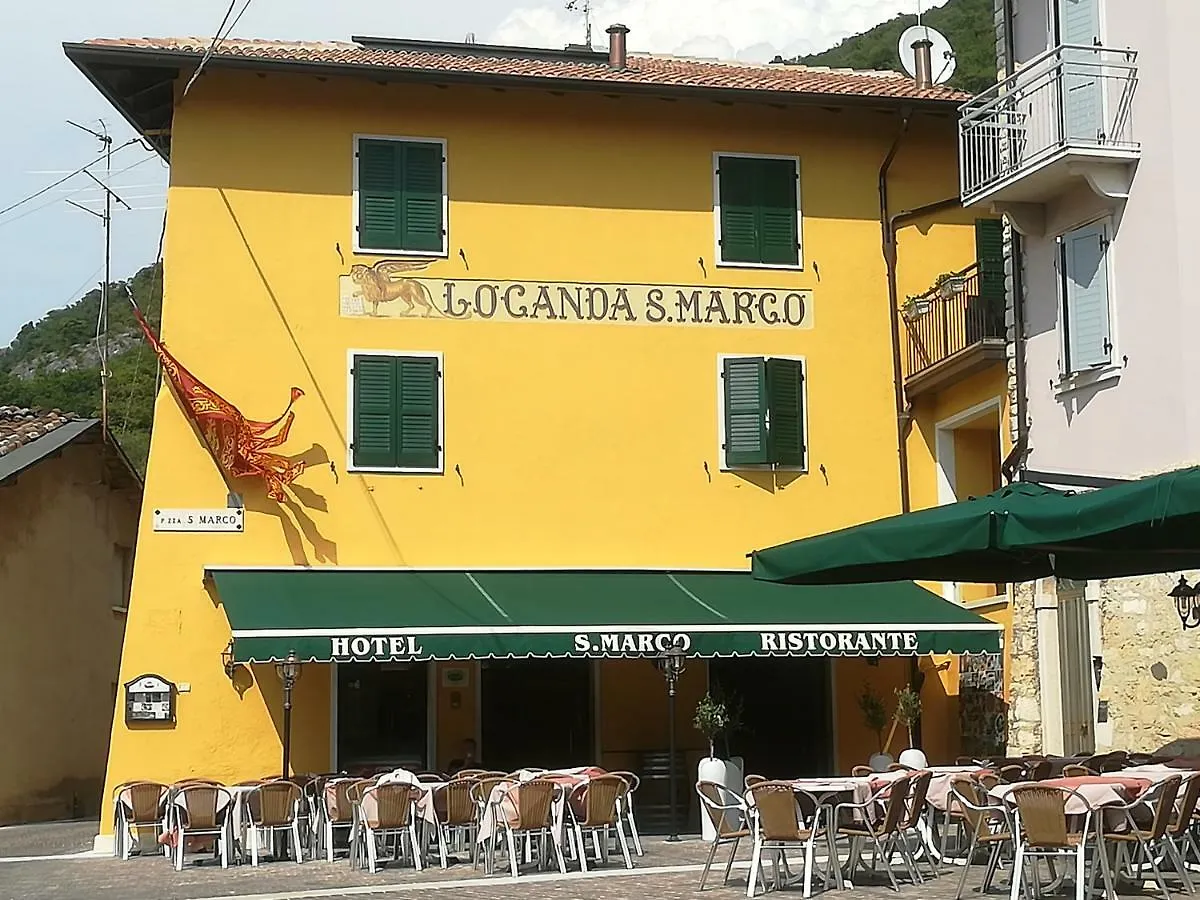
[0,406,80,457]
[80,36,967,104]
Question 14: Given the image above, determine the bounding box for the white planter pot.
[698,756,732,842]
[868,752,894,773]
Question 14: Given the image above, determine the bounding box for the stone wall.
[1007,581,1042,754]
[1095,573,1200,755]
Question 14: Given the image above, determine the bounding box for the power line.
[0,155,159,229]
[0,138,139,218]
[182,0,255,98]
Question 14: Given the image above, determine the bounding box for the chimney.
[606,23,629,69]
[911,36,933,90]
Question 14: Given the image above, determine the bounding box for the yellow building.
[0,408,140,823]
[67,29,1003,843]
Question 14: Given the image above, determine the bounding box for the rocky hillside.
[791,0,996,96]
[0,263,162,472]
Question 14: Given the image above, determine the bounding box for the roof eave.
[62,42,962,144]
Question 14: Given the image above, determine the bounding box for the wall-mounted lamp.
[1167,576,1200,629]
[221,639,240,679]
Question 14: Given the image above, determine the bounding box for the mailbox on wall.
[124,674,176,725]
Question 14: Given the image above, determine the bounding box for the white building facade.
[961,0,1200,758]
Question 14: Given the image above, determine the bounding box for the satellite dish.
[898,24,956,85]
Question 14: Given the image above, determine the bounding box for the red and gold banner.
[132,308,305,501]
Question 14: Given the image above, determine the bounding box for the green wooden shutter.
[396,356,440,469]
[975,219,1005,303]
[722,356,768,466]
[1063,224,1111,370]
[358,140,402,251]
[766,358,805,467]
[352,355,398,468]
[758,158,799,266]
[718,157,761,264]
[399,142,444,253]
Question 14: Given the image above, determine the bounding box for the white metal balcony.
[959,45,1139,224]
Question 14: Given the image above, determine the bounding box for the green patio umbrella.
[751,467,1200,585]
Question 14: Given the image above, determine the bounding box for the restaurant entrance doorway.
[336,662,429,772]
[481,659,593,773]
[708,657,832,778]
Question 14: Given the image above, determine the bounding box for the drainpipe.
[880,109,913,515]
[998,0,1030,480]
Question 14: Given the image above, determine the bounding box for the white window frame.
[712,152,804,271]
[715,353,808,473]
[1054,216,1120,395]
[346,348,445,475]
[352,134,449,258]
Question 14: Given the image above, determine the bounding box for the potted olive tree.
[694,693,736,841]
[858,683,893,772]
[893,685,925,766]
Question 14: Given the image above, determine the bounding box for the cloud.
[490,0,946,63]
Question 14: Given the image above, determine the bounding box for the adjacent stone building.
[958,0,1200,757]
[0,407,141,822]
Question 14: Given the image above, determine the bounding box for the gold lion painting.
[339,259,467,319]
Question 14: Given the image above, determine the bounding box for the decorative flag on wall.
[131,306,306,501]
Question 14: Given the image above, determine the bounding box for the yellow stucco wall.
[100,68,976,832]
[0,441,138,823]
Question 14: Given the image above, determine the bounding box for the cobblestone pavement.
[0,820,96,858]
[0,824,1175,900]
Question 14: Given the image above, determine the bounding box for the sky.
[0,0,945,347]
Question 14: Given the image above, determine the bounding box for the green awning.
[206,568,1001,663]
[753,467,1200,585]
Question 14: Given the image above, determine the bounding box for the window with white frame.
[718,355,807,470]
[714,154,802,268]
[354,136,448,256]
[1058,222,1113,376]
[348,351,444,473]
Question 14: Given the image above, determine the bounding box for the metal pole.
[282,680,293,778]
[667,671,679,842]
[101,123,111,439]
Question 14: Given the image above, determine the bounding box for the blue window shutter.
[1059,0,1103,142]
[1063,224,1112,371]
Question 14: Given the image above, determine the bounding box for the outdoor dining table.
[374,770,444,830]
[476,767,606,847]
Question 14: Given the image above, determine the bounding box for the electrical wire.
[181,0,255,98]
[0,138,140,218]
[0,155,160,229]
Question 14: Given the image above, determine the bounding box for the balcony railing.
[903,264,1005,384]
[960,45,1139,205]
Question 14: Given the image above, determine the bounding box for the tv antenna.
[898,23,957,85]
[565,0,592,47]
[65,118,131,440]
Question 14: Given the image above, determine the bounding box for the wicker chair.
[851,765,874,777]
[566,775,633,871]
[744,774,767,790]
[747,781,836,898]
[1168,775,1200,879]
[608,770,644,857]
[451,769,488,780]
[1098,774,1184,898]
[245,781,305,866]
[998,764,1027,784]
[321,777,371,863]
[470,776,511,873]
[1060,764,1095,778]
[696,781,752,891]
[835,775,914,891]
[359,784,422,874]
[944,776,1012,900]
[431,778,478,868]
[1024,759,1052,782]
[1007,784,1093,900]
[173,784,233,871]
[886,769,933,882]
[497,779,566,878]
[113,781,169,860]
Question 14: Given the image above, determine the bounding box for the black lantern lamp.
[276,650,302,777]
[1168,577,1200,630]
[654,636,688,842]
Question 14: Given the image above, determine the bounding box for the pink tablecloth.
[477,768,603,843]
[989,777,1147,816]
